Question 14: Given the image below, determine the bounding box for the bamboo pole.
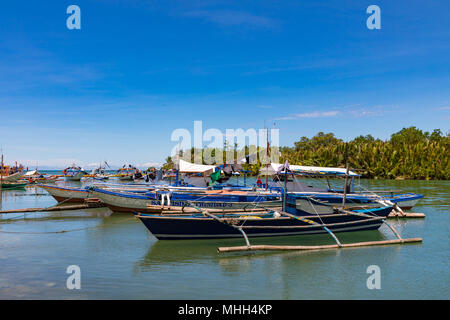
[341,163,349,208]
[152,205,275,215]
[0,151,3,192]
[388,212,425,218]
[217,238,422,253]
[190,204,252,247]
[279,210,342,246]
[0,203,105,214]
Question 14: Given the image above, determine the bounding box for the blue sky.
[1,0,449,168]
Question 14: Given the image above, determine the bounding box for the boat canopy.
[177,159,216,174]
[259,163,360,177]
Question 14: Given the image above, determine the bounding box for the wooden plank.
[217,237,422,253]
[154,205,274,215]
[388,212,425,218]
[0,203,106,214]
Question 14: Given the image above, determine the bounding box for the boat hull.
[92,188,282,213]
[286,197,394,217]
[288,192,423,211]
[39,185,91,203]
[118,175,134,181]
[64,171,84,181]
[1,171,24,182]
[0,182,27,189]
[137,213,385,240]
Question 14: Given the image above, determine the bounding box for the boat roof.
[177,159,216,174]
[260,163,360,177]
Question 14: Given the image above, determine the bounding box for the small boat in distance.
[88,162,110,180]
[25,170,60,184]
[117,164,140,181]
[63,164,86,181]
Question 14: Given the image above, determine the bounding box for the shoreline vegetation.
[163,127,449,180]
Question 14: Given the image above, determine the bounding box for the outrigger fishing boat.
[0,171,24,182]
[39,184,92,203]
[0,154,26,188]
[0,161,25,182]
[136,210,387,240]
[285,194,394,216]
[37,183,206,204]
[24,170,60,184]
[0,182,28,190]
[87,162,110,180]
[134,161,421,254]
[63,165,86,181]
[261,163,424,211]
[90,187,281,213]
[116,164,141,181]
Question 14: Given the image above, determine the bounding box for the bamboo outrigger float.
[0,198,105,214]
[217,238,423,253]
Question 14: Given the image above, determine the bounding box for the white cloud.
[349,109,382,117]
[275,111,339,120]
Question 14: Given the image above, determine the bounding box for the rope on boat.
[183,199,252,247]
[340,208,403,240]
[279,209,342,247]
[354,182,406,217]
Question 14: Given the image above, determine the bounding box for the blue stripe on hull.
[138,215,384,240]
[287,193,424,205]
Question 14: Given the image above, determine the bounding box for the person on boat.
[256,176,262,188]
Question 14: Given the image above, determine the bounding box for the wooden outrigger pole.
[341,163,349,208]
[217,238,422,253]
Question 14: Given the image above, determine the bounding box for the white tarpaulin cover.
[259,163,359,176]
[178,159,216,174]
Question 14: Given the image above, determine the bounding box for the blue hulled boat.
[135,210,386,240]
[284,193,419,216]
[90,187,282,213]
[262,162,424,210]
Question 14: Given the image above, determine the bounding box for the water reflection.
[133,229,389,272]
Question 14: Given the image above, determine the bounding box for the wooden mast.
[0,148,4,192]
[265,124,269,190]
[341,163,349,208]
[341,142,349,208]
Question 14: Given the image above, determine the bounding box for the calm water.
[0,177,448,299]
